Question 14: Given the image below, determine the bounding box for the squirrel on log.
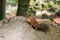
[26,15,50,32]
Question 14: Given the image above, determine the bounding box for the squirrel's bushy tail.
[38,23,50,32]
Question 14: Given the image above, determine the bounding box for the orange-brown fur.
[26,16,39,30]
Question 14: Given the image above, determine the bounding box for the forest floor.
[6,4,60,25]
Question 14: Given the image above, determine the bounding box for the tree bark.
[16,0,30,17]
[0,0,6,20]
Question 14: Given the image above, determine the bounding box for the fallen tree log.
[0,16,60,40]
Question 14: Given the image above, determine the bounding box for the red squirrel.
[26,16,50,32]
[26,16,39,30]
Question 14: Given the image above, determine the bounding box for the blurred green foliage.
[56,10,60,17]
[7,0,60,15]
[41,14,48,19]
[49,16,54,22]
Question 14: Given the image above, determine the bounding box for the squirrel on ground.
[26,16,50,32]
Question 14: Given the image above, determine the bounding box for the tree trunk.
[16,0,30,17]
[0,0,6,20]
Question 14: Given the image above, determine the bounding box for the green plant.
[48,7,56,12]
[49,16,54,22]
[41,14,48,19]
[56,10,60,17]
